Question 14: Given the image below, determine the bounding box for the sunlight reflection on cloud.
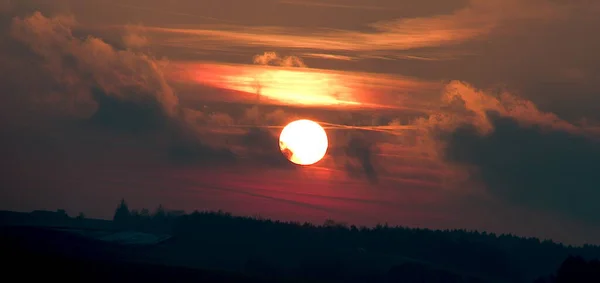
[168,62,442,110]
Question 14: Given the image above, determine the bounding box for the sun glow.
[279,119,328,165]
[227,69,359,106]
[191,63,361,106]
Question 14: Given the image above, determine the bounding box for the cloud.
[106,1,234,24]
[253,51,307,68]
[0,0,11,13]
[177,104,391,182]
[139,0,565,53]
[122,24,149,50]
[301,53,356,61]
[75,0,599,122]
[430,81,577,134]
[240,127,297,168]
[344,135,380,184]
[278,0,391,10]
[0,11,242,168]
[9,11,179,119]
[0,12,464,179]
[443,112,600,223]
[448,1,600,121]
[165,105,302,168]
[166,127,236,166]
[416,81,600,224]
[87,87,167,133]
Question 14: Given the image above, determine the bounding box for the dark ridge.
[1,207,599,283]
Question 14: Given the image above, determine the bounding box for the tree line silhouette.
[108,199,599,283]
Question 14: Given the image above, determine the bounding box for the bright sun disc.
[279,119,328,165]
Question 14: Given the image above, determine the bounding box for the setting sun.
[279,119,328,165]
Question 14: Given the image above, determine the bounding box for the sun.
[279,119,328,165]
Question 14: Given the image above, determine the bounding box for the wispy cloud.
[167,61,442,108]
[301,53,356,61]
[278,0,391,10]
[137,0,565,53]
[107,1,236,24]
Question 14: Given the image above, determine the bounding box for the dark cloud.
[88,87,167,133]
[0,10,236,169]
[442,111,600,224]
[241,127,297,169]
[166,138,236,166]
[324,130,384,184]
[344,135,379,184]
[419,82,600,224]
[8,11,179,118]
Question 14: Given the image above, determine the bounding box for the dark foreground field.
[1,207,599,283]
[2,226,304,283]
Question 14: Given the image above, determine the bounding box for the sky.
[1,0,600,245]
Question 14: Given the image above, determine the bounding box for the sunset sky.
[1,0,600,245]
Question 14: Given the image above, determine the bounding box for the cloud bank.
[1,10,237,167]
[139,0,567,52]
[1,10,374,173]
[6,11,177,121]
[415,81,600,225]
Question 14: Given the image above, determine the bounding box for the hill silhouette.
[1,200,599,283]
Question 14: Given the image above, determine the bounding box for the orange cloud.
[9,11,179,118]
[137,0,566,53]
[253,52,307,68]
[414,81,581,136]
[301,53,356,61]
[168,61,442,109]
[278,0,391,10]
[122,24,149,49]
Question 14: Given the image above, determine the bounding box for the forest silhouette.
[1,199,599,283]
